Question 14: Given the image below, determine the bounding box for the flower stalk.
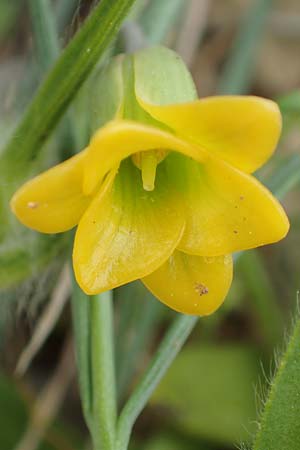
[115,314,198,450]
[90,292,117,450]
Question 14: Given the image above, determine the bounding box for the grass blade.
[0,0,136,176]
[218,0,273,94]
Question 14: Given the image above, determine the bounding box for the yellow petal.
[10,151,90,233]
[137,96,281,173]
[168,153,289,256]
[142,251,233,316]
[83,120,206,195]
[73,159,185,294]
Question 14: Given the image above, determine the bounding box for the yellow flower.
[10,47,289,316]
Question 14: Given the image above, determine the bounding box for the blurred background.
[0,0,300,449]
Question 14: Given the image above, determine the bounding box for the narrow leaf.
[218,0,273,94]
[0,0,136,176]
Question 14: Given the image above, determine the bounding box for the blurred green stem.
[218,0,273,94]
[139,0,185,44]
[29,0,76,155]
[238,250,282,348]
[29,0,60,72]
[0,0,136,175]
[115,314,198,450]
[117,296,161,399]
[91,292,117,450]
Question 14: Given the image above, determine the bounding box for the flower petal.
[83,120,206,195]
[142,250,233,316]
[10,152,90,233]
[73,159,185,294]
[137,96,281,173]
[167,153,289,256]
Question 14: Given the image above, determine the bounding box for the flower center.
[132,150,168,191]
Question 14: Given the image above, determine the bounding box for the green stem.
[71,278,93,427]
[29,0,75,156]
[139,0,185,45]
[91,292,117,450]
[29,0,60,72]
[115,314,198,450]
[217,0,273,94]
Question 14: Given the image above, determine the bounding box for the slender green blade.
[71,278,93,427]
[115,314,198,450]
[29,0,60,73]
[0,0,136,176]
[218,0,273,94]
[139,0,185,45]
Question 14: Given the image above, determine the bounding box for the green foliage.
[218,0,274,94]
[253,312,300,450]
[237,250,282,348]
[151,344,260,445]
[139,0,185,45]
[133,433,208,450]
[0,0,136,176]
[0,374,28,449]
[29,0,60,73]
[0,372,85,450]
[0,0,21,39]
[115,281,163,399]
[0,0,136,292]
[115,315,198,450]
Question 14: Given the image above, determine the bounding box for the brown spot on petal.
[195,283,209,296]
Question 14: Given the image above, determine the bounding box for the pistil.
[141,152,158,191]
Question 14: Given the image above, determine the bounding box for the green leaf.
[253,313,300,450]
[150,344,260,445]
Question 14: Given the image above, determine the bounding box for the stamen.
[141,152,158,191]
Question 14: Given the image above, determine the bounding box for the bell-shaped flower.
[11,47,289,315]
